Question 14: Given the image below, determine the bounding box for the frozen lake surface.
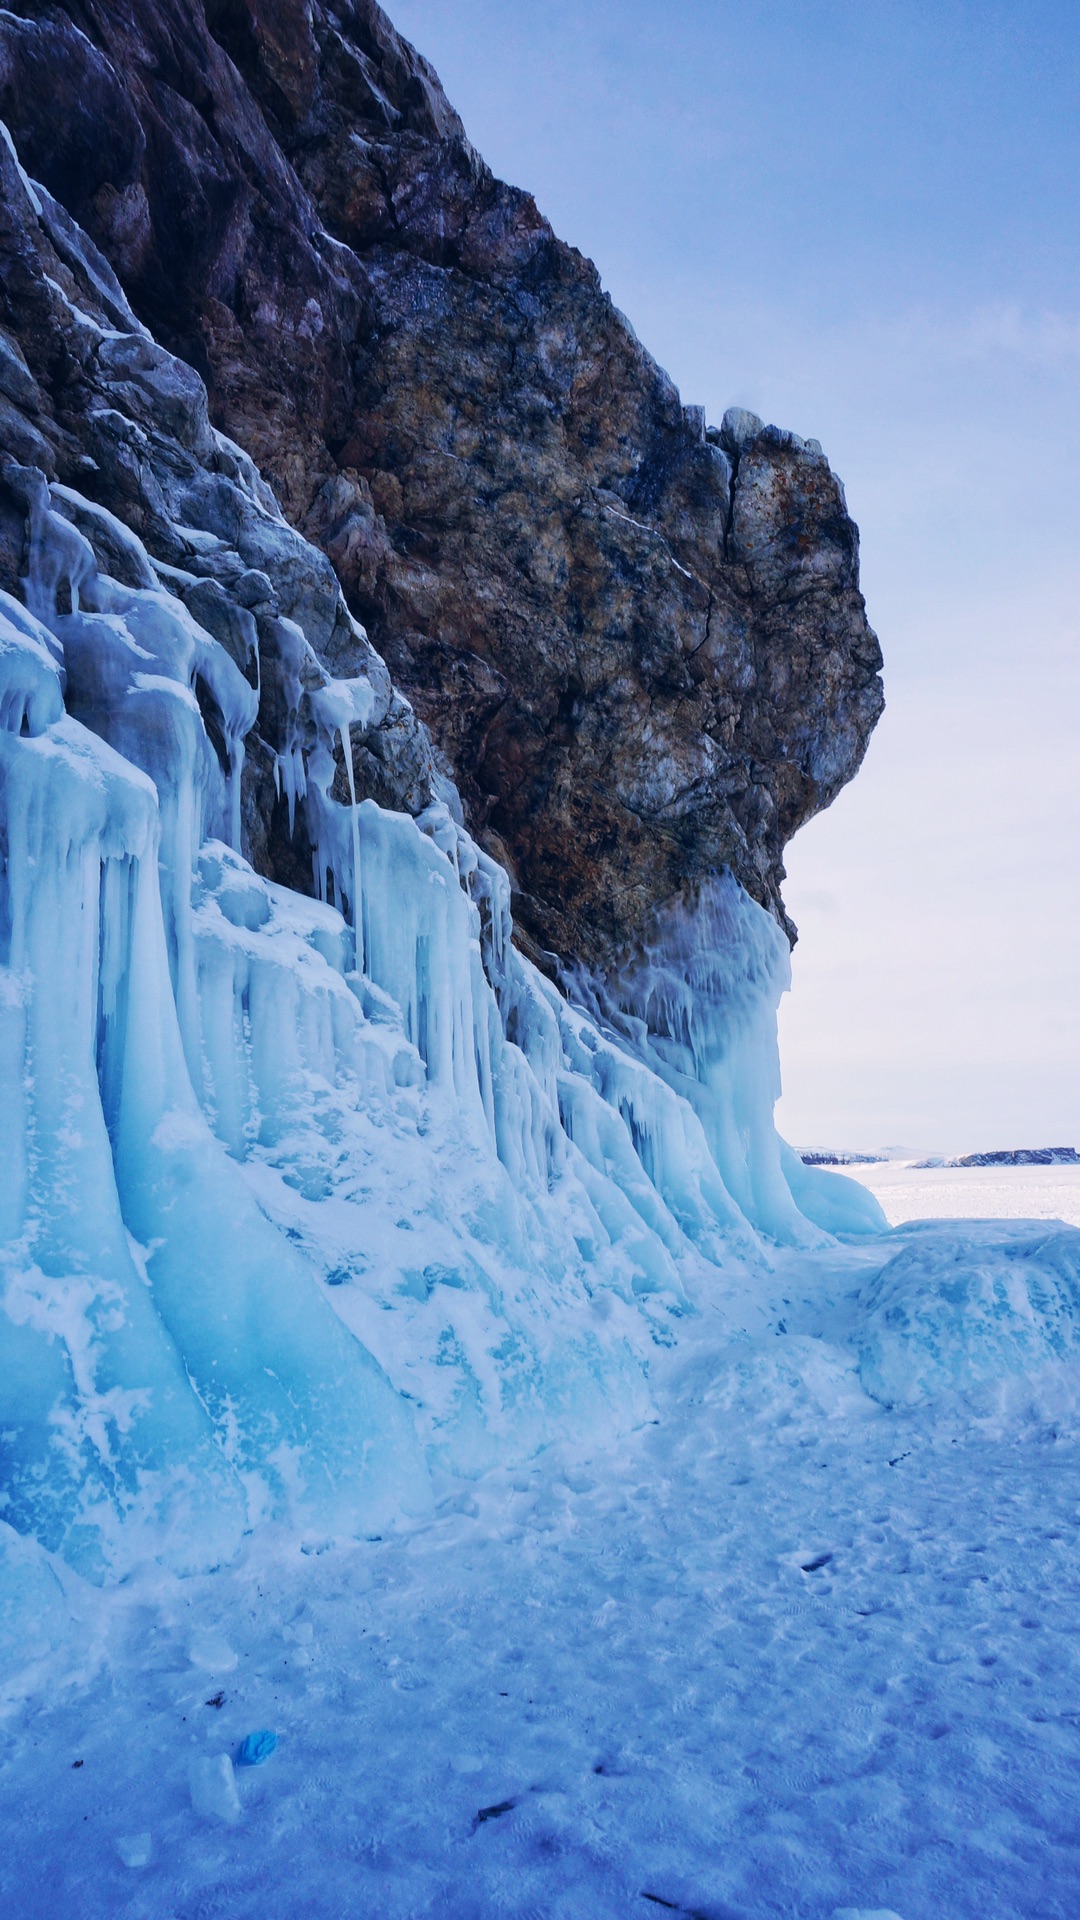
[4,1246,1080,1920]
[841,1160,1080,1229]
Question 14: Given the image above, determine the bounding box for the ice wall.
[0,583,428,1577]
[0,145,881,1577]
[577,880,888,1247]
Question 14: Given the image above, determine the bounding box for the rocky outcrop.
[0,0,882,973]
[0,134,444,905]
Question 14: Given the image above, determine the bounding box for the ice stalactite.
[307,677,375,960]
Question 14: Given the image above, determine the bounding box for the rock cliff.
[0,0,882,974]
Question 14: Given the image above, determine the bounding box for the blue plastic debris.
[236,1729,278,1767]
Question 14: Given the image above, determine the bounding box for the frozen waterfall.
[0,436,881,1579]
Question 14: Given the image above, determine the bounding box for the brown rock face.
[0,0,883,971]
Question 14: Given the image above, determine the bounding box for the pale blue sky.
[391,0,1080,1152]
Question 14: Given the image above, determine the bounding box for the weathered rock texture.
[0,0,882,971]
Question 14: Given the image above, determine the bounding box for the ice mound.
[855,1221,1080,1406]
[781,1142,890,1238]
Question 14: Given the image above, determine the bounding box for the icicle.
[278,736,307,838]
[18,470,97,622]
[227,735,243,853]
[307,678,377,964]
[0,602,64,735]
[341,720,362,967]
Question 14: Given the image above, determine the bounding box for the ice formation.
[0,139,890,1581]
[0,444,879,1576]
[855,1221,1080,1406]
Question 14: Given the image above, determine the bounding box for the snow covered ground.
[839,1160,1080,1230]
[5,1239,1080,1920]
